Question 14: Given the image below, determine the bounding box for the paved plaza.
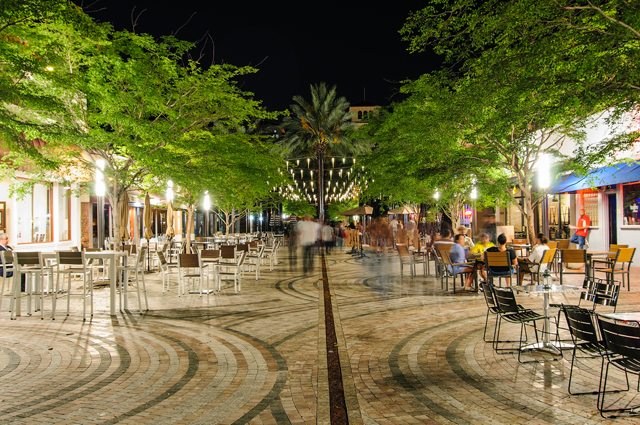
[0,249,639,424]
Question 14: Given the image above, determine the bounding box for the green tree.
[278,83,369,221]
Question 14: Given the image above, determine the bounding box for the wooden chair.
[559,249,587,286]
[519,248,557,284]
[116,246,148,312]
[595,247,635,290]
[485,251,515,287]
[13,252,45,319]
[592,244,628,273]
[556,239,570,250]
[245,246,264,281]
[547,241,558,250]
[396,244,414,277]
[157,251,177,294]
[216,251,246,293]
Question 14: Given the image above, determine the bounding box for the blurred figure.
[289,221,300,271]
[407,216,417,246]
[298,216,320,274]
[457,226,475,251]
[335,222,345,251]
[322,221,334,254]
[389,216,399,241]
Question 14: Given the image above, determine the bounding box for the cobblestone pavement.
[0,249,639,424]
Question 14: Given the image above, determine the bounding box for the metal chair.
[493,287,549,363]
[595,248,635,291]
[519,248,557,284]
[216,251,247,293]
[116,246,148,312]
[0,251,14,313]
[596,316,640,418]
[157,251,177,294]
[54,251,93,320]
[199,249,220,290]
[13,252,45,320]
[441,250,475,293]
[245,246,264,281]
[396,244,414,277]
[561,306,622,396]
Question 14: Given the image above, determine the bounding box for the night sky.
[79,1,439,112]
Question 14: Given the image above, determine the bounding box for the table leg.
[109,257,116,316]
[543,292,551,346]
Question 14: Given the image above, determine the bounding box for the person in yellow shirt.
[471,233,495,282]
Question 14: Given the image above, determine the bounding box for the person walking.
[389,217,398,241]
[570,209,590,249]
[299,216,320,274]
[322,221,334,254]
[407,216,417,246]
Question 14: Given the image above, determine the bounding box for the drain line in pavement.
[321,252,349,424]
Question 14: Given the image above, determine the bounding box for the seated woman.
[484,233,517,286]
[470,233,495,283]
[518,234,550,284]
[449,234,477,291]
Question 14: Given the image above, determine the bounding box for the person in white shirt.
[456,226,475,251]
[389,217,399,240]
[518,233,549,283]
[406,217,417,243]
[298,216,320,274]
[322,221,334,254]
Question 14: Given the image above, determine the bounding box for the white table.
[84,251,127,315]
[513,284,583,355]
[600,312,640,322]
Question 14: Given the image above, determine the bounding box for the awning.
[550,162,640,193]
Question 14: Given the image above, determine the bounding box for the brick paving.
[0,249,638,424]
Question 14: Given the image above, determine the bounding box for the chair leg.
[66,273,72,316]
[141,271,148,311]
[135,271,142,314]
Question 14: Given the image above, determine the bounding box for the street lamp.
[95,159,105,249]
[166,180,174,202]
[203,191,210,237]
[434,189,440,200]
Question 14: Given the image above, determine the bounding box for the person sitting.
[484,233,517,286]
[518,234,550,284]
[456,226,475,251]
[0,233,25,291]
[434,228,454,249]
[449,234,477,291]
[470,233,495,283]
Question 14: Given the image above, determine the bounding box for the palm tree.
[279,83,368,220]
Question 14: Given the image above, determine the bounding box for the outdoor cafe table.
[599,312,640,322]
[512,284,584,355]
[84,251,127,316]
[510,244,531,256]
[585,251,616,278]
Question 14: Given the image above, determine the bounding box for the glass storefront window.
[17,182,52,243]
[579,190,599,226]
[59,186,71,241]
[623,183,640,225]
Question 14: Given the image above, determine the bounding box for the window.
[623,183,640,225]
[59,185,71,241]
[357,111,362,120]
[16,182,52,243]
[579,189,599,226]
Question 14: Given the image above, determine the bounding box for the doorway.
[608,193,617,245]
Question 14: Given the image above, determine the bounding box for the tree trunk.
[185,204,195,253]
[318,150,324,221]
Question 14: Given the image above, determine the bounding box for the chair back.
[593,280,620,309]
[493,288,520,313]
[136,246,147,267]
[540,248,557,265]
[613,247,635,265]
[396,244,410,257]
[441,250,454,266]
[178,253,200,269]
[55,251,82,266]
[201,249,220,259]
[556,239,570,250]
[485,251,511,268]
[15,251,41,266]
[237,243,249,253]
[481,282,498,309]
[124,245,137,255]
[249,241,258,250]
[221,245,236,259]
[1,251,13,267]
[237,251,247,266]
[598,317,640,362]
[435,243,453,254]
[547,241,558,250]
[608,244,628,260]
[561,249,586,265]
[156,251,168,267]
[562,306,600,345]
[84,247,100,252]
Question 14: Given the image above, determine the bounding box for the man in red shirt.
[570,209,590,249]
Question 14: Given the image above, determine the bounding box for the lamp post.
[95,159,105,249]
[470,186,478,236]
[538,153,551,239]
[203,191,211,238]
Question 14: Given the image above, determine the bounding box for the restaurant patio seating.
[264,239,280,271]
[596,316,640,418]
[592,244,628,271]
[54,251,93,320]
[433,244,453,279]
[561,306,618,396]
[245,246,264,280]
[216,251,246,294]
[84,247,106,282]
[557,239,570,250]
[559,249,587,285]
[492,287,551,363]
[519,248,557,284]
[481,282,526,343]
[0,251,14,314]
[396,244,414,277]
[441,250,475,293]
[485,251,515,287]
[116,246,148,312]
[157,251,177,294]
[178,253,203,296]
[200,249,221,290]
[13,252,46,320]
[594,247,635,291]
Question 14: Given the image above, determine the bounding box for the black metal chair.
[481,282,501,343]
[596,316,639,418]
[493,287,548,363]
[562,306,623,396]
